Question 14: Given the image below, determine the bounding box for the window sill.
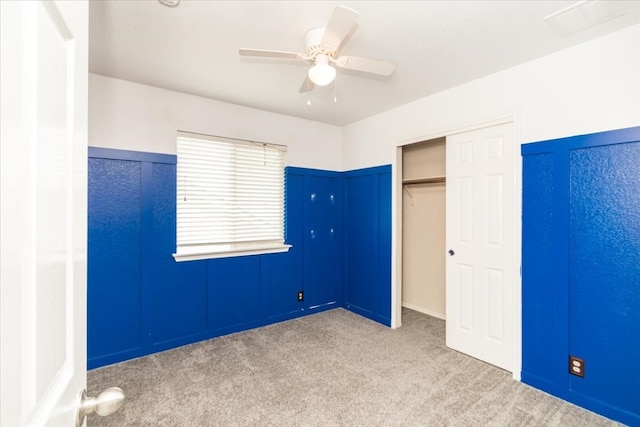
[173,244,292,262]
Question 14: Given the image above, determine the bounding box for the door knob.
[448,249,455,256]
[76,387,125,427]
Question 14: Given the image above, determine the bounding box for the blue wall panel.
[88,157,143,360]
[568,142,640,418]
[344,165,392,326]
[209,256,262,332]
[88,150,380,369]
[263,170,305,319]
[375,169,392,322]
[262,252,304,320]
[149,163,208,347]
[306,173,343,309]
[521,126,640,426]
[344,174,376,316]
[521,152,556,387]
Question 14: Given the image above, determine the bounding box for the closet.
[399,122,515,371]
[401,137,446,319]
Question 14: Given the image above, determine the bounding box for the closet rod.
[402,176,446,185]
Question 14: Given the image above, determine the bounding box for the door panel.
[457,264,473,332]
[446,122,515,371]
[1,1,89,425]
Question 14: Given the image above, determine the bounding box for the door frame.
[391,115,522,380]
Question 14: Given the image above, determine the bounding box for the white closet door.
[445,122,515,371]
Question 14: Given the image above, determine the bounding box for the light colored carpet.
[88,308,620,426]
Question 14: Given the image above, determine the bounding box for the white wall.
[90,24,640,170]
[342,23,640,379]
[342,24,640,170]
[89,73,343,171]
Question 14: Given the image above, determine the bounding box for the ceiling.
[89,1,640,126]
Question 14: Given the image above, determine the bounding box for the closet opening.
[401,137,446,321]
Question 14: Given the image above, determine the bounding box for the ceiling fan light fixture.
[308,54,336,86]
[240,6,396,93]
[158,0,180,7]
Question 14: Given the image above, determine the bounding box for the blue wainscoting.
[343,165,392,327]
[521,126,640,426]
[296,168,344,311]
[88,147,391,368]
[88,153,145,360]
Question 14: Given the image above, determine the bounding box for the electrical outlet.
[297,291,304,302]
[569,356,585,378]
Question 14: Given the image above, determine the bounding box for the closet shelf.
[402,176,446,185]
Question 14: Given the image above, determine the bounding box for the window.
[173,131,289,261]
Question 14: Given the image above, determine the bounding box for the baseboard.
[344,303,391,327]
[401,303,446,320]
[522,372,640,426]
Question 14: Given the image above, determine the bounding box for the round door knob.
[77,387,125,427]
[448,249,455,256]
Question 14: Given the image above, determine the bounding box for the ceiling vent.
[544,1,627,37]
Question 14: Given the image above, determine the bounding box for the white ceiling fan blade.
[320,6,359,52]
[298,75,314,93]
[239,48,304,60]
[336,55,397,76]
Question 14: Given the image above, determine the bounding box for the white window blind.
[174,131,289,261]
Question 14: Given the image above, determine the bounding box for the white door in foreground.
[0,1,97,425]
[445,122,515,371]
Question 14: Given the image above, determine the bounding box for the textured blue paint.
[88,151,378,369]
[88,158,143,360]
[209,256,263,331]
[306,174,343,309]
[521,153,556,387]
[344,165,392,326]
[89,146,175,164]
[376,170,392,322]
[521,126,640,426]
[263,169,305,319]
[569,142,640,417]
[344,174,377,315]
[149,163,208,346]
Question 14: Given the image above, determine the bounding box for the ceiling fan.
[239,5,397,93]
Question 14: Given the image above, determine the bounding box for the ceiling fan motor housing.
[304,28,336,60]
